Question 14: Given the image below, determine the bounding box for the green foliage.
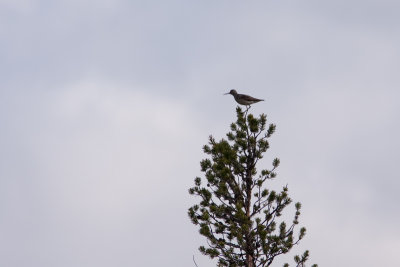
[284,250,318,267]
[188,107,316,267]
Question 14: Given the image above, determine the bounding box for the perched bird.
[224,89,264,106]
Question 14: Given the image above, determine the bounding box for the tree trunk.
[246,254,255,267]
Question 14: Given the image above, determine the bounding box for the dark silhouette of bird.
[224,89,264,106]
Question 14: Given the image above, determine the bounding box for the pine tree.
[188,107,317,267]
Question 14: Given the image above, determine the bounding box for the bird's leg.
[244,105,251,119]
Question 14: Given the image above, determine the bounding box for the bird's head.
[224,89,237,95]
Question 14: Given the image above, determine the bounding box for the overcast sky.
[1,0,399,266]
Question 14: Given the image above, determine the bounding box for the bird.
[224,89,264,106]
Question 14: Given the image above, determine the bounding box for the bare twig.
[193,255,200,267]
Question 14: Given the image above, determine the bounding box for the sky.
[0,0,399,266]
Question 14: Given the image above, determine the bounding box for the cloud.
[0,79,208,266]
[1,1,400,266]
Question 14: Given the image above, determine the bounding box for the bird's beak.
[224,92,230,95]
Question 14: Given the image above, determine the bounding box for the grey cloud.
[1,1,399,266]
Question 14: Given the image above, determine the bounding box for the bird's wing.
[239,94,264,101]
